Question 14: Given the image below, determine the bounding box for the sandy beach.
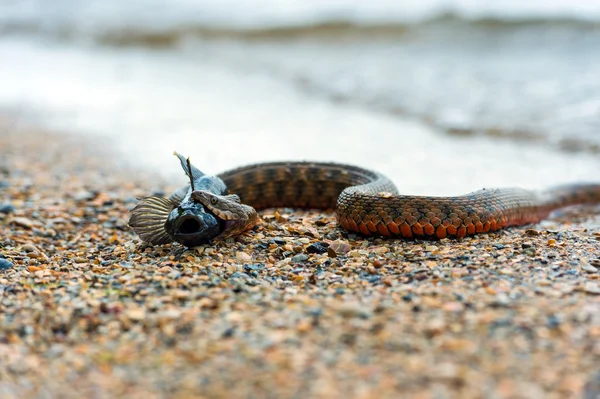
[1,118,599,398]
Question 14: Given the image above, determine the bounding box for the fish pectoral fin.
[128,195,176,245]
[169,185,189,206]
[223,194,241,203]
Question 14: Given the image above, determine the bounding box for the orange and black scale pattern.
[218,162,600,239]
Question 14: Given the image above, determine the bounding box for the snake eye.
[210,197,218,205]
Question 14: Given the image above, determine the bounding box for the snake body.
[218,162,600,239]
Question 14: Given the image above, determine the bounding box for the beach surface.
[1,118,600,398]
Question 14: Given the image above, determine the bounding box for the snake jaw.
[191,190,259,238]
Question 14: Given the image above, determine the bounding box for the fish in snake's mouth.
[128,152,229,247]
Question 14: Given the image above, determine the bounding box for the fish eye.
[210,197,218,205]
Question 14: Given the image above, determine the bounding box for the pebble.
[2,124,600,398]
[306,242,329,254]
[291,254,309,263]
[348,250,361,258]
[584,283,600,295]
[0,202,15,214]
[337,303,372,319]
[21,243,39,253]
[372,246,388,254]
[236,251,252,262]
[73,190,95,201]
[581,262,598,274]
[11,216,35,229]
[0,258,14,270]
[328,240,351,257]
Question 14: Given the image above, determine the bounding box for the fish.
[128,152,234,247]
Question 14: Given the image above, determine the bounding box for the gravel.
[1,118,599,398]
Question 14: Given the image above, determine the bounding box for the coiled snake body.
[217,162,600,239]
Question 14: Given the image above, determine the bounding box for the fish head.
[164,200,223,247]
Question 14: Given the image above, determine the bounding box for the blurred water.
[0,1,599,195]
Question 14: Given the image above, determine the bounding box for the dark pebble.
[402,293,414,302]
[493,243,505,250]
[271,238,286,245]
[244,264,265,272]
[0,258,14,270]
[306,242,329,254]
[547,315,561,329]
[0,203,15,214]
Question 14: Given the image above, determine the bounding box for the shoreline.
[1,119,600,397]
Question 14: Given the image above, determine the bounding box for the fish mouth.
[168,208,223,247]
[176,215,203,235]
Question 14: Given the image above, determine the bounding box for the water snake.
[129,154,600,247]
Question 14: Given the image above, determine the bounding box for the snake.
[128,155,600,247]
[218,162,600,239]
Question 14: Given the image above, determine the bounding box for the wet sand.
[1,119,600,398]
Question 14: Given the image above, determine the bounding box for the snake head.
[191,190,258,238]
[191,190,241,220]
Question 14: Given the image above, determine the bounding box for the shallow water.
[1,38,599,197]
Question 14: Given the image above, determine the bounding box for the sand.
[1,118,599,398]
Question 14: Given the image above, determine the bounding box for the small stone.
[442,301,465,312]
[21,244,39,253]
[581,262,598,274]
[126,307,146,321]
[0,258,14,270]
[489,293,511,307]
[372,246,388,254]
[275,211,288,223]
[306,242,329,254]
[348,250,361,258]
[328,240,351,257]
[229,272,251,280]
[590,259,600,268]
[11,217,34,229]
[337,303,372,319]
[584,283,600,295]
[521,241,533,249]
[236,251,252,262]
[524,229,540,236]
[291,254,309,263]
[73,190,94,201]
[0,203,15,214]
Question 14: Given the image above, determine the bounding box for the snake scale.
[217,162,600,239]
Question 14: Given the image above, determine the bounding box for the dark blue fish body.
[128,153,228,247]
[164,174,227,247]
